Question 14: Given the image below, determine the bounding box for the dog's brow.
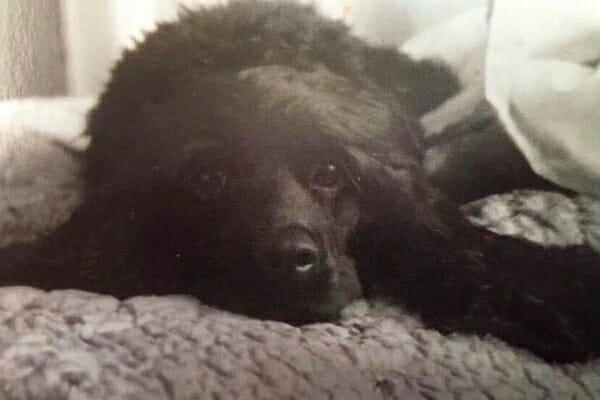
[183,139,223,156]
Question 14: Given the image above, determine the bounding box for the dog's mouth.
[259,268,362,323]
[246,226,363,322]
[196,238,362,323]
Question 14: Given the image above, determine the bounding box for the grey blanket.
[1,124,600,399]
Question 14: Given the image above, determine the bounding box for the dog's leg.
[355,220,600,362]
[462,228,600,362]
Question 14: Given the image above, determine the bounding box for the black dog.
[1,2,599,363]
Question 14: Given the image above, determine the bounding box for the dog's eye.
[310,163,343,189]
[182,170,227,200]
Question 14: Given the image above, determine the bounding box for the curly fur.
[1,1,599,363]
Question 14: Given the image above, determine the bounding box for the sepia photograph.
[0,0,599,398]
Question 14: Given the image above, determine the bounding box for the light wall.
[62,0,225,96]
[0,0,66,100]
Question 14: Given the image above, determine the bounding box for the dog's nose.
[272,226,321,274]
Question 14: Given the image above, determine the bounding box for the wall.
[0,0,66,100]
[62,0,225,96]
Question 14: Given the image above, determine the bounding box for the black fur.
[1,2,599,363]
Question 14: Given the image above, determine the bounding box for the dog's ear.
[363,48,461,116]
[344,143,470,305]
[345,145,458,239]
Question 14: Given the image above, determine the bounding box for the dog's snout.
[272,226,322,274]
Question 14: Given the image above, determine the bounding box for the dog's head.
[99,63,449,323]
[83,3,459,322]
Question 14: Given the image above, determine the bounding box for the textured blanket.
[1,100,600,399]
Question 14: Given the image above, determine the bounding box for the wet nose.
[272,226,322,274]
